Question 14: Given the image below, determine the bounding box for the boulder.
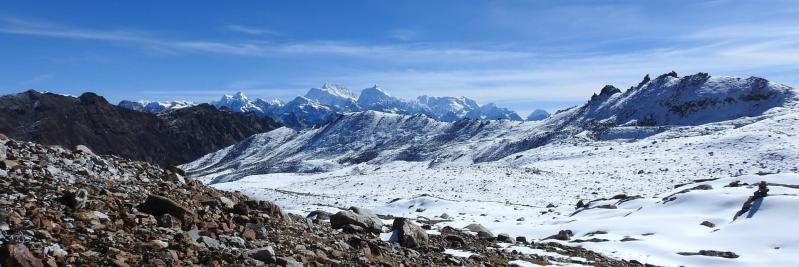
[57,189,88,209]
[137,195,192,220]
[477,231,494,240]
[218,196,236,209]
[248,246,276,263]
[389,218,428,248]
[306,210,333,222]
[330,207,384,234]
[219,235,246,248]
[497,233,513,243]
[246,200,287,221]
[464,223,493,238]
[197,236,221,249]
[1,160,20,170]
[546,230,574,241]
[0,244,44,267]
[245,223,268,239]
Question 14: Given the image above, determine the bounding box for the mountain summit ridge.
[120,84,529,128]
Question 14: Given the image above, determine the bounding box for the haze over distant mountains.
[119,83,543,129]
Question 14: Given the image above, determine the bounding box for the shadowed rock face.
[0,90,279,166]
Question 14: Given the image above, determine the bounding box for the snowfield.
[184,73,799,266]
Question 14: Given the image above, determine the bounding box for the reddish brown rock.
[0,244,45,267]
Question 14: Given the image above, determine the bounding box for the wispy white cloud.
[223,24,279,36]
[0,17,532,63]
[388,29,418,41]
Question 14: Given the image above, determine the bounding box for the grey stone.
[197,236,221,249]
[248,246,276,263]
[464,223,493,237]
[390,218,428,248]
[330,207,384,234]
[219,235,246,248]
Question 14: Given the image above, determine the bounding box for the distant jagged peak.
[662,70,679,79]
[364,84,392,96]
[590,85,621,102]
[319,82,356,97]
[527,109,550,121]
[358,85,396,104]
[636,74,651,88]
[304,83,358,109]
[599,85,621,96]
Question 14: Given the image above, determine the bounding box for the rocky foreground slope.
[0,135,651,266]
[0,90,279,167]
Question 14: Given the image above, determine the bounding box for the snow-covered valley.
[182,73,799,266]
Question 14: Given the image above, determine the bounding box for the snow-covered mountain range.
[119,83,530,128]
[180,72,799,266]
[182,72,796,183]
[118,100,196,113]
[213,83,528,128]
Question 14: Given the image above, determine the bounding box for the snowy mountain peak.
[526,109,550,121]
[213,91,262,114]
[365,84,388,95]
[319,82,356,97]
[232,91,249,100]
[304,83,358,110]
[357,85,396,107]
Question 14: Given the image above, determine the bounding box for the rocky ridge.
[0,91,279,167]
[0,134,651,266]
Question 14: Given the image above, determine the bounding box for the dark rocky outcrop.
[733,181,769,220]
[678,250,739,258]
[0,90,279,166]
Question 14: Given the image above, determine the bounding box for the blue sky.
[1,0,799,115]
